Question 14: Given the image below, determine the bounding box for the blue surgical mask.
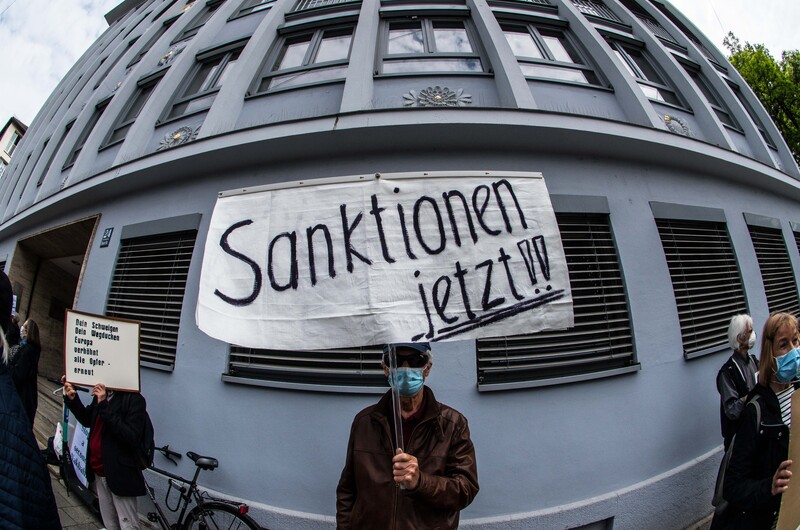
[775,347,800,383]
[388,367,425,397]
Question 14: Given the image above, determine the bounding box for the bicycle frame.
[145,464,205,529]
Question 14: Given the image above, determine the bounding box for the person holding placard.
[336,342,479,529]
[9,318,42,427]
[721,312,797,530]
[62,376,147,530]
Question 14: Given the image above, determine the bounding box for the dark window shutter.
[656,219,746,357]
[477,213,635,387]
[107,230,197,369]
[749,225,799,315]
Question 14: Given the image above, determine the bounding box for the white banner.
[70,423,90,488]
[64,310,141,392]
[197,171,573,350]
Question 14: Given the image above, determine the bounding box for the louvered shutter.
[748,225,799,316]
[107,230,196,369]
[656,219,746,357]
[477,213,635,387]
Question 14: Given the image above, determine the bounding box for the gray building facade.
[2,0,799,528]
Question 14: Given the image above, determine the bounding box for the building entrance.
[7,216,99,381]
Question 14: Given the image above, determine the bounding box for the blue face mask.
[775,347,800,383]
[388,368,425,397]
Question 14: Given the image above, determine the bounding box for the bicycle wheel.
[182,501,261,530]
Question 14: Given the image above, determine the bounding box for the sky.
[0,0,798,128]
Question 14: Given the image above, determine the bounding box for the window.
[381,18,483,74]
[63,99,110,169]
[256,26,353,92]
[4,131,21,157]
[0,161,6,179]
[128,17,178,67]
[683,66,739,129]
[237,0,275,15]
[104,74,162,146]
[167,44,242,119]
[291,0,358,11]
[38,121,73,186]
[608,40,680,106]
[477,213,635,389]
[107,229,197,369]
[655,218,747,358]
[570,0,621,23]
[175,0,224,42]
[748,224,799,316]
[728,81,775,147]
[226,344,386,389]
[501,22,600,85]
[618,0,677,45]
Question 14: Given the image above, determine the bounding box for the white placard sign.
[197,171,574,350]
[70,423,90,488]
[64,310,141,391]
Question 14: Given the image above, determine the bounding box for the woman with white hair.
[716,313,759,451]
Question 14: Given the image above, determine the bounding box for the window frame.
[165,40,245,120]
[477,197,639,391]
[173,0,225,43]
[4,131,21,156]
[62,98,111,170]
[607,38,682,107]
[253,23,355,94]
[378,15,486,76]
[681,64,741,131]
[102,72,164,149]
[234,0,276,17]
[745,214,800,316]
[652,202,748,359]
[499,20,602,87]
[106,214,201,372]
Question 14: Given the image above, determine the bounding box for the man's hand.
[393,449,420,490]
[60,375,76,400]
[92,383,107,402]
[772,460,792,496]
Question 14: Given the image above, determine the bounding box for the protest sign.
[197,171,573,350]
[776,389,800,530]
[70,423,90,488]
[64,310,141,391]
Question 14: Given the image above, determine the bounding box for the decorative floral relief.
[158,45,186,67]
[403,86,472,108]
[157,125,200,151]
[662,114,692,137]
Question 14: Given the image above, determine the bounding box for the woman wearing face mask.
[717,314,760,452]
[721,312,797,530]
[9,318,42,428]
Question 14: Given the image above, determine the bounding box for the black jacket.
[721,383,791,530]
[65,390,147,497]
[0,362,61,529]
[9,340,41,427]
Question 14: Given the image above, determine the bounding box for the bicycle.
[144,445,262,530]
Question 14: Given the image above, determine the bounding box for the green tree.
[724,32,800,166]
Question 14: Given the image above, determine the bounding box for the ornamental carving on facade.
[158,45,186,67]
[403,86,472,107]
[157,125,200,151]
[662,114,692,137]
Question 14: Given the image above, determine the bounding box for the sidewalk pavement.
[49,471,102,530]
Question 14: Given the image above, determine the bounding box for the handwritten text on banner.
[196,172,573,350]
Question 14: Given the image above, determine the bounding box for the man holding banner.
[62,377,146,530]
[336,342,479,529]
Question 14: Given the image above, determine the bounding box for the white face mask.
[747,331,756,349]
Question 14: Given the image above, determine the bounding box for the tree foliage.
[724,32,800,166]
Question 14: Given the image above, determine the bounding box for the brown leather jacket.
[336,387,479,529]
